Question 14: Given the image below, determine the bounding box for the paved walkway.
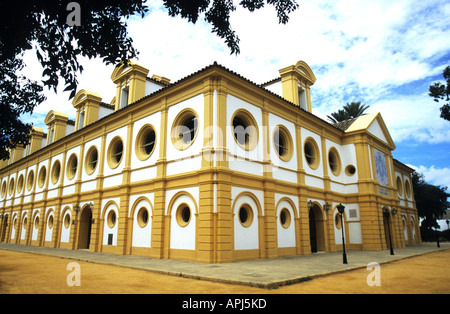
[1,242,448,288]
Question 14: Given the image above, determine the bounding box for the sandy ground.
[0,248,449,294]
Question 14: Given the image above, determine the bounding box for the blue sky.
[21,0,450,193]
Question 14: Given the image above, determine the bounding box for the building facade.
[0,60,420,263]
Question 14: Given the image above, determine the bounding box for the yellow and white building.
[0,60,420,263]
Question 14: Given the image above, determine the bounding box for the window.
[8,178,14,195]
[34,216,39,229]
[38,166,46,188]
[51,160,61,184]
[176,204,191,227]
[78,110,85,130]
[67,154,78,180]
[171,109,198,150]
[85,146,98,175]
[405,180,411,198]
[238,204,254,228]
[64,213,70,229]
[298,86,307,110]
[328,148,341,176]
[107,210,117,228]
[345,165,356,176]
[231,110,258,151]
[107,137,124,169]
[120,86,129,109]
[279,208,291,229]
[304,137,320,169]
[136,125,156,160]
[273,125,293,161]
[48,215,54,229]
[16,174,24,194]
[396,177,403,196]
[27,170,34,191]
[137,207,149,228]
[1,181,6,198]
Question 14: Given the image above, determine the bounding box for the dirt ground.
[0,248,449,294]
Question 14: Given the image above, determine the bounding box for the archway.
[309,204,325,253]
[77,205,92,249]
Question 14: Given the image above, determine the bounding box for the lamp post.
[382,207,394,255]
[337,203,347,264]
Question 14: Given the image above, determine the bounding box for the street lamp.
[337,203,347,264]
[382,207,394,255]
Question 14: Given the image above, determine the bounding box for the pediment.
[345,112,395,149]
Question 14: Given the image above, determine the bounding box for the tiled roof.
[332,118,358,131]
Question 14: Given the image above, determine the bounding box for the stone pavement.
[0,242,448,289]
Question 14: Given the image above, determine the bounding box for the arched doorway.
[309,204,325,253]
[77,205,92,249]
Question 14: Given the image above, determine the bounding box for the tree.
[412,171,450,231]
[0,0,299,160]
[327,101,370,123]
[429,65,450,121]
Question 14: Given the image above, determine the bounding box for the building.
[0,60,421,263]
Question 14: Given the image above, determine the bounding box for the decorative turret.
[110,61,149,111]
[72,89,103,130]
[278,60,316,112]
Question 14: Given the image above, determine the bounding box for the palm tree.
[327,102,370,123]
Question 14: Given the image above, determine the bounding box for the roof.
[332,118,358,131]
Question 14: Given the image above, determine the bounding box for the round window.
[273,125,293,161]
[64,213,71,229]
[279,208,291,229]
[396,177,403,196]
[1,181,6,197]
[85,146,98,175]
[67,154,78,180]
[34,216,39,229]
[345,165,356,176]
[176,204,191,227]
[304,138,320,169]
[238,205,254,228]
[405,180,411,198]
[328,148,341,176]
[107,210,117,228]
[48,215,54,229]
[136,125,156,160]
[137,207,149,228]
[8,178,15,195]
[171,109,199,150]
[27,170,34,191]
[107,137,124,169]
[231,110,258,151]
[16,174,24,193]
[51,160,61,184]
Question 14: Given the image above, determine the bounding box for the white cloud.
[408,164,450,189]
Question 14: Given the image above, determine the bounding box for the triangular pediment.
[345,112,396,149]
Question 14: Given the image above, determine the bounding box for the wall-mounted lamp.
[307,200,314,210]
[323,202,331,211]
[73,204,80,213]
